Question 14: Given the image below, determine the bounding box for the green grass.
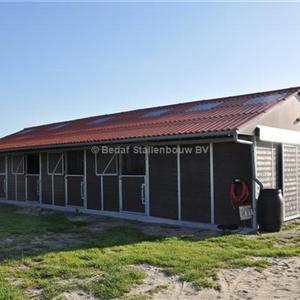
[282,220,300,231]
[0,205,299,300]
[0,206,72,239]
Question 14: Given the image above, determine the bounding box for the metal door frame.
[64,150,86,208]
[25,153,41,203]
[119,174,146,215]
[25,174,40,202]
[65,174,85,208]
[118,147,149,215]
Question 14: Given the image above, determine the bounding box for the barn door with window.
[66,150,85,207]
[96,152,119,211]
[47,152,65,206]
[26,154,40,202]
[0,155,6,199]
[120,149,146,214]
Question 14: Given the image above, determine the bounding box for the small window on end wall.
[27,154,40,174]
[67,150,84,175]
[122,148,145,175]
[47,152,64,175]
[12,155,24,175]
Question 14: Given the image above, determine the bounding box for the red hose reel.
[229,179,249,205]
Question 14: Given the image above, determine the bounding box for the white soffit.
[257,125,300,145]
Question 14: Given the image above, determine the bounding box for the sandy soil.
[125,256,300,300]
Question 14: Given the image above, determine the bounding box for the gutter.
[233,131,253,145]
[0,129,235,153]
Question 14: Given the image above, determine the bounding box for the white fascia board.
[257,125,300,145]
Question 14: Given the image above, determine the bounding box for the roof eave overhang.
[0,129,237,153]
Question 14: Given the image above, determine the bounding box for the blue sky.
[0,2,300,137]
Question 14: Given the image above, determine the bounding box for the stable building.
[0,86,300,230]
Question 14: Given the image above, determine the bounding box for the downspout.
[233,131,258,232]
[233,131,253,145]
[250,135,258,231]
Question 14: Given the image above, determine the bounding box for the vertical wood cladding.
[103,176,119,211]
[41,153,52,204]
[282,144,299,218]
[213,142,252,225]
[86,151,101,210]
[67,176,83,206]
[149,146,178,220]
[16,175,26,201]
[27,176,39,201]
[7,155,15,200]
[180,144,211,223]
[122,177,145,213]
[0,156,5,173]
[0,175,6,198]
[53,176,65,206]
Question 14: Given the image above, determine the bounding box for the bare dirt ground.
[126,256,300,300]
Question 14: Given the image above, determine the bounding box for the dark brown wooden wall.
[149,147,178,219]
[53,176,65,206]
[213,142,252,225]
[0,156,5,173]
[103,176,119,211]
[16,175,26,201]
[27,176,39,201]
[7,155,15,200]
[86,151,101,210]
[41,153,52,204]
[180,144,211,223]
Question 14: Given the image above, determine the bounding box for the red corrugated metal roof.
[0,86,299,151]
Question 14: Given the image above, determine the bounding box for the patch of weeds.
[230,258,269,268]
[147,284,168,295]
[82,266,144,299]
[0,271,22,300]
